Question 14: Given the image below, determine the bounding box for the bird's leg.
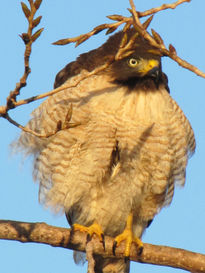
[113,212,143,258]
[73,221,105,249]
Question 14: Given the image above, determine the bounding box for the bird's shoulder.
[53,31,133,89]
[53,47,106,89]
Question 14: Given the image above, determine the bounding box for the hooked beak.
[148,66,161,78]
[147,66,161,87]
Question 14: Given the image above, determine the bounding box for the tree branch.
[1,220,205,273]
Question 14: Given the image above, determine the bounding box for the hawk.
[17,28,195,273]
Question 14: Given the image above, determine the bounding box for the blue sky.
[0,1,205,273]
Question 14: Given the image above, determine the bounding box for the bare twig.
[138,0,191,17]
[129,0,205,78]
[3,112,80,138]
[5,0,43,112]
[0,0,44,132]
[52,20,129,47]
[0,62,112,137]
[53,0,205,78]
[53,0,191,46]
[0,220,205,273]
[3,113,45,137]
[0,63,111,137]
[0,0,204,136]
[15,63,111,108]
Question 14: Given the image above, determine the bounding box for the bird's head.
[54,28,169,92]
[100,29,167,90]
[109,53,161,83]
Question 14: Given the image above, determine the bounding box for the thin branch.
[53,20,130,47]
[3,104,81,138]
[3,113,62,138]
[0,1,44,131]
[138,0,191,17]
[129,0,205,78]
[0,63,111,137]
[6,0,43,112]
[1,0,204,135]
[16,63,111,108]
[53,0,191,46]
[53,0,205,79]
[0,220,205,273]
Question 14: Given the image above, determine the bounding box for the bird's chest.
[86,87,174,185]
[88,86,172,154]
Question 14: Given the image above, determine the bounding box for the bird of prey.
[17,28,195,273]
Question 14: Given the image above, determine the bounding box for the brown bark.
[0,220,205,273]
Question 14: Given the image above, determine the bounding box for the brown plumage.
[16,29,195,273]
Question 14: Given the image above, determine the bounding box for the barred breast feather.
[16,73,195,223]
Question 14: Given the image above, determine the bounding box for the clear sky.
[0,1,205,273]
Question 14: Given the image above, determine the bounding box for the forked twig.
[0,63,111,137]
[6,0,43,111]
[53,0,204,78]
[0,0,44,133]
[53,0,191,47]
[0,0,204,137]
[129,0,205,78]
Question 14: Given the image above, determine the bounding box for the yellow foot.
[73,222,105,249]
[113,213,143,257]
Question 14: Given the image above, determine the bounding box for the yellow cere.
[139,59,159,74]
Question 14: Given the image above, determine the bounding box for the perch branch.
[0,220,205,273]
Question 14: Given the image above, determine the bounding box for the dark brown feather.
[54,28,162,88]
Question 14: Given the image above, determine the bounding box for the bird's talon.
[113,213,143,258]
[137,246,143,256]
[86,233,91,243]
[73,222,104,248]
[101,233,105,250]
[124,256,130,263]
[112,240,117,255]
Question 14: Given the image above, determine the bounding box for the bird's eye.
[128,58,138,67]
